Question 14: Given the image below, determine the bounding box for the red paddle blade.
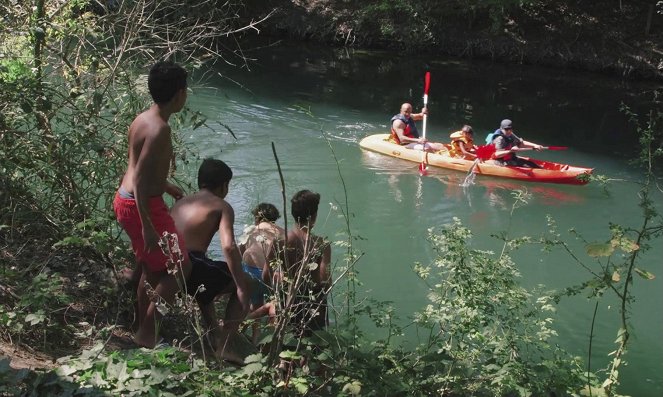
[424,72,431,95]
[419,162,428,175]
[547,146,568,150]
[476,144,496,161]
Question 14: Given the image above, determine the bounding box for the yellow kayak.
[359,134,592,185]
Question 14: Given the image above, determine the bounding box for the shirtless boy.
[241,203,285,297]
[240,203,285,342]
[114,61,191,348]
[267,190,331,336]
[170,158,253,363]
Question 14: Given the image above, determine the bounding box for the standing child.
[114,61,191,348]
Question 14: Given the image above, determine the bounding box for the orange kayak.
[359,134,592,185]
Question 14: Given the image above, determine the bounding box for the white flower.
[155,302,170,316]
[306,262,318,271]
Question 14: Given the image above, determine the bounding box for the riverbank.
[242,0,663,81]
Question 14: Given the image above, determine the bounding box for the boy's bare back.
[119,106,173,197]
[283,230,330,286]
[170,190,229,253]
[242,222,285,269]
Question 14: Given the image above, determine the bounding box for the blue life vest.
[485,128,502,144]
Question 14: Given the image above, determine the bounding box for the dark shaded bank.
[242,0,663,81]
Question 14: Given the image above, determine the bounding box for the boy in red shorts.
[114,61,191,348]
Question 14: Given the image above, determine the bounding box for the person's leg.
[214,280,256,363]
[136,262,148,328]
[198,301,220,345]
[134,259,192,348]
[246,302,272,320]
[522,158,542,168]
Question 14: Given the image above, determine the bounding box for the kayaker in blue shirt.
[490,119,543,168]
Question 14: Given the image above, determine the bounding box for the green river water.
[182,42,662,395]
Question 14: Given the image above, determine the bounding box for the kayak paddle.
[418,71,431,176]
[460,144,496,187]
[512,146,568,152]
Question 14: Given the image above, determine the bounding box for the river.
[182,42,662,396]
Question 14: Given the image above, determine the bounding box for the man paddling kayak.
[389,103,445,152]
[489,119,543,168]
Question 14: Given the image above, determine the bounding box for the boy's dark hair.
[148,61,188,104]
[198,158,232,190]
[461,125,473,134]
[252,203,280,223]
[291,190,320,225]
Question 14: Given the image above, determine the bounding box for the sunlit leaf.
[342,381,362,395]
[610,237,639,253]
[634,268,655,280]
[292,378,309,394]
[244,353,262,364]
[579,385,608,397]
[242,362,262,376]
[279,350,301,359]
[24,312,45,325]
[585,243,614,257]
[611,271,620,282]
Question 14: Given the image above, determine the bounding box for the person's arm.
[262,239,274,286]
[491,136,513,159]
[219,202,251,314]
[459,141,477,159]
[518,139,543,151]
[133,126,169,253]
[317,239,332,288]
[410,107,428,121]
[392,120,425,145]
[262,238,284,286]
[165,181,184,200]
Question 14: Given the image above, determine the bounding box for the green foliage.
[1,1,660,396]
[0,267,74,347]
[532,93,662,395]
[411,219,585,395]
[351,0,535,48]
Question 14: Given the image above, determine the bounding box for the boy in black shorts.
[170,158,254,364]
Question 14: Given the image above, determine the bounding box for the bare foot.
[133,329,157,349]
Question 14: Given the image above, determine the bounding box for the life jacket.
[389,114,419,145]
[484,128,500,144]
[448,130,474,158]
[489,129,519,160]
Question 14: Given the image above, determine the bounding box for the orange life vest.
[448,131,474,157]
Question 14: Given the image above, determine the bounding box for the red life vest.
[389,114,419,145]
